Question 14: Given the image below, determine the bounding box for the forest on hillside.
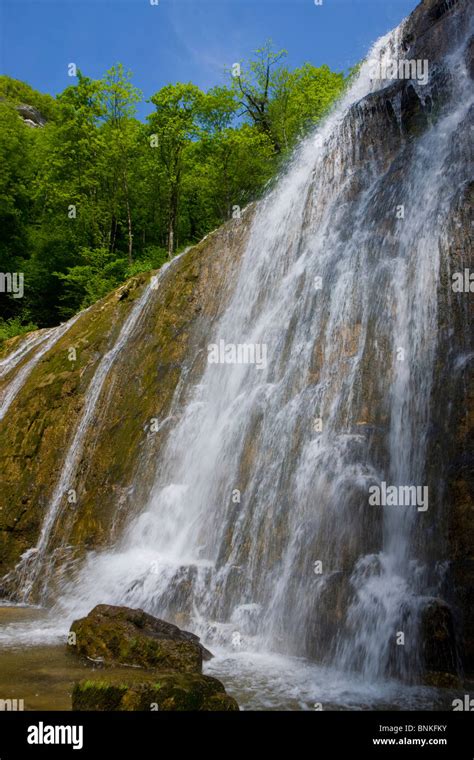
[0,45,348,338]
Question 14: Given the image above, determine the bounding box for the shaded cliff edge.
[401,0,474,678]
[275,0,474,678]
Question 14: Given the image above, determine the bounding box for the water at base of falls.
[0,606,455,711]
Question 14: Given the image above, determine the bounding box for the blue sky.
[1,0,419,120]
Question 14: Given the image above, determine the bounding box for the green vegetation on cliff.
[0,46,346,336]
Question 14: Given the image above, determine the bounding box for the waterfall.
[1,2,471,701]
[0,329,52,379]
[47,13,471,684]
[0,315,82,422]
[12,268,173,601]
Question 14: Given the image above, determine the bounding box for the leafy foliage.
[0,44,348,335]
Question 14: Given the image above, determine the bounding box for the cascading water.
[11,263,180,602]
[1,2,471,709]
[0,329,51,379]
[0,315,81,421]
[54,16,470,668]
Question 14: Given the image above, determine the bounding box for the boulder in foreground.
[69,605,239,710]
[72,672,239,711]
[70,604,212,674]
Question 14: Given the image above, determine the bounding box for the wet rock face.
[69,604,212,672]
[427,177,474,676]
[420,599,460,682]
[0,212,253,594]
[357,0,471,147]
[340,0,473,680]
[302,571,353,663]
[402,0,468,60]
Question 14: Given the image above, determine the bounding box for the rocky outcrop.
[15,103,46,128]
[0,209,253,597]
[352,0,473,681]
[70,604,212,672]
[420,599,461,686]
[72,674,239,711]
[68,605,238,711]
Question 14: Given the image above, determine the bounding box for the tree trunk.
[126,199,133,265]
[167,183,179,260]
[167,220,174,260]
[123,174,133,265]
[110,217,117,255]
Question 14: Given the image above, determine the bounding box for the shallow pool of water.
[0,605,461,711]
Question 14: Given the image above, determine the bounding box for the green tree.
[231,41,287,153]
[99,64,142,263]
[0,43,348,338]
[269,63,345,150]
[148,83,204,258]
[0,101,34,321]
[230,41,346,154]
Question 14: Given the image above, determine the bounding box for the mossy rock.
[72,672,239,711]
[420,598,459,676]
[69,604,212,673]
[422,671,463,689]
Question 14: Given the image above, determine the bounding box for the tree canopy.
[0,44,348,339]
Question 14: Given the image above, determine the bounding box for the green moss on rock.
[0,216,252,600]
[70,604,212,673]
[72,672,239,711]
